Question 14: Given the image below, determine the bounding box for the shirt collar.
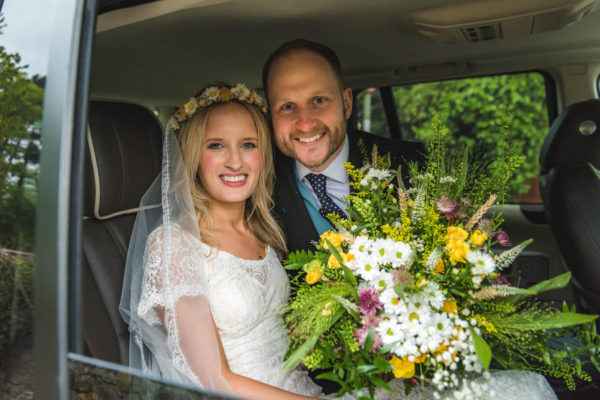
[296,135,349,183]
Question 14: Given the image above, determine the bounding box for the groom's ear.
[343,88,353,120]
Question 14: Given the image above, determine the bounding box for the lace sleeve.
[126,224,229,392]
[137,225,207,325]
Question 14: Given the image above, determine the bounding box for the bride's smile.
[198,102,261,205]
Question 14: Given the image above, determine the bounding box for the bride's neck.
[205,200,247,232]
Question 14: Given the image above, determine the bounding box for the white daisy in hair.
[467,251,496,276]
[203,86,219,101]
[253,91,264,105]
[231,83,250,99]
[183,97,198,115]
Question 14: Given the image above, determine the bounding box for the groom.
[263,39,425,254]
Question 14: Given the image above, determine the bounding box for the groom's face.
[267,50,352,173]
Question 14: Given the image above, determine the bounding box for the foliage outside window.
[393,73,549,203]
[0,15,42,397]
[354,88,390,138]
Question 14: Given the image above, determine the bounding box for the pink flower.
[361,314,383,328]
[496,230,512,247]
[435,198,459,215]
[354,325,383,352]
[358,287,383,315]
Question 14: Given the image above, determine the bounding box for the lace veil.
[119,114,233,393]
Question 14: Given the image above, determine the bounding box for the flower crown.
[167,83,268,133]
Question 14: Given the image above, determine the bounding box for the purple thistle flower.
[488,275,511,286]
[354,325,383,352]
[392,270,413,286]
[358,287,383,315]
[476,218,495,237]
[496,230,512,247]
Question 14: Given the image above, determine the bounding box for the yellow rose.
[306,270,322,285]
[446,239,470,263]
[441,300,458,314]
[320,231,344,249]
[327,252,354,269]
[305,260,324,284]
[470,230,488,246]
[446,226,469,241]
[390,355,415,379]
[432,259,445,275]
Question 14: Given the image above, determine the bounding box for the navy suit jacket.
[273,129,425,254]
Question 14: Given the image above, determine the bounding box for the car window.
[0,0,50,396]
[355,72,551,203]
[354,88,391,138]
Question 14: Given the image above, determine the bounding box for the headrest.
[540,98,600,173]
[84,100,163,219]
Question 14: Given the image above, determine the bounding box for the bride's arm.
[161,295,321,400]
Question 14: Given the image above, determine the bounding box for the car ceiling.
[90,0,600,107]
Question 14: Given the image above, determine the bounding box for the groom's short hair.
[262,38,344,99]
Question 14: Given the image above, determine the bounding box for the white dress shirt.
[295,135,350,213]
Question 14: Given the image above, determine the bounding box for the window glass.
[354,88,391,138]
[0,0,54,396]
[393,73,550,203]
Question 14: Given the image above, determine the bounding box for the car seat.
[82,100,163,364]
[539,98,600,316]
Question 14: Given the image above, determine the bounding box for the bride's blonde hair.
[177,101,287,255]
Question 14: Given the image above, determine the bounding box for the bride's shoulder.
[148,223,198,244]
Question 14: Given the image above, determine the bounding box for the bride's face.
[198,103,261,206]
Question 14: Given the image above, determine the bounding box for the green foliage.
[0,18,43,251]
[0,254,34,363]
[391,73,548,201]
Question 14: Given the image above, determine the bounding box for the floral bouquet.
[282,117,600,399]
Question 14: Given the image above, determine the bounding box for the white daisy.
[203,86,219,101]
[389,240,413,268]
[231,83,250,99]
[253,91,264,105]
[183,97,198,115]
[467,251,496,275]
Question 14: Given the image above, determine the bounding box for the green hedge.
[0,252,34,363]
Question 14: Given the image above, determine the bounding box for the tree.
[0,17,44,250]
[393,73,548,200]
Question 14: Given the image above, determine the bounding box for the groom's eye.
[280,103,294,112]
[314,97,328,105]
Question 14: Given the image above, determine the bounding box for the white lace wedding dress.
[139,226,557,400]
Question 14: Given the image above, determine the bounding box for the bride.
[119,83,557,400]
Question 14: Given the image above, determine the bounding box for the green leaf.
[378,339,401,354]
[342,264,357,287]
[356,364,377,373]
[331,294,360,321]
[527,272,572,294]
[368,375,393,393]
[283,308,345,371]
[498,312,597,330]
[470,327,491,371]
[373,356,395,372]
[363,326,376,353]
[393,284,406,301]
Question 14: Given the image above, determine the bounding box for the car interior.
[81,0,600,397]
